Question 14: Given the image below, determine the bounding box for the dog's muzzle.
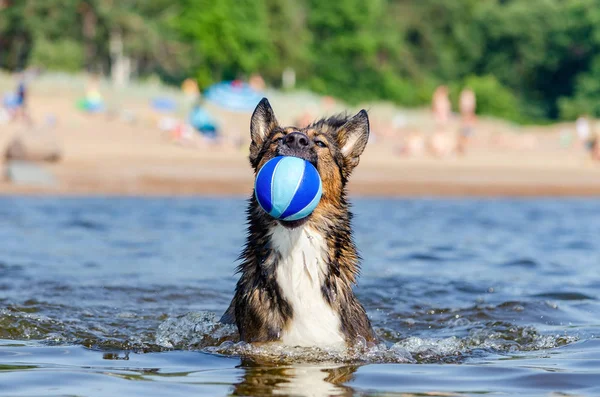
[277,132,317,164]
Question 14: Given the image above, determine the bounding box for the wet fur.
[221,98,375,346]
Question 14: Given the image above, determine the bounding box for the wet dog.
[221,98,375,347]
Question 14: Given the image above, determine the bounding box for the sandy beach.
[2,76,600,197]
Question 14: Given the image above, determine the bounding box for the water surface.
[0,197,599,396]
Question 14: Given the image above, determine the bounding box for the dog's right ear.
[250,98,278,164]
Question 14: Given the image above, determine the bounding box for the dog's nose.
[283,132,310,150]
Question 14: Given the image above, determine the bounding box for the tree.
[263,0,310,85]
[171,0,273,88]
[5,0,600,123]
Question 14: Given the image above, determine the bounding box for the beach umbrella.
[203,81,263,112]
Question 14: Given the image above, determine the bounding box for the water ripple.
[0,198,598,379]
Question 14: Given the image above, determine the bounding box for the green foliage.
[558,56,600,120]
[5,0,600,123]
[29,38,84,72]
[262,0,311,84]
[305,0,387,102]
[171,0,273,88]
[461,75,523,123]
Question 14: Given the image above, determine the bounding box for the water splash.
[153,311,578,364]
[0,308,65,340]
[155,311,238,349]
[1,302,579,363]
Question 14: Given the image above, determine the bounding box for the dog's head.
[248,98,369,226]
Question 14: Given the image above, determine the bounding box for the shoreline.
[2,80,600,199]
[3,148,600,198]
[3,168,600,198]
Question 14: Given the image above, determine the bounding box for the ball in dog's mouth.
[255,156,322,222]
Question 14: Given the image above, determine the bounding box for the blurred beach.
[1,72,600,197]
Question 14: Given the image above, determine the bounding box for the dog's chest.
[270,225,345,347]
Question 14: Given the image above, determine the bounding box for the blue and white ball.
[255,156,323,221]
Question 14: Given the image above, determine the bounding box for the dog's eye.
[274,136,284,143]
[315,140,327,148]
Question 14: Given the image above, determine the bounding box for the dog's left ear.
[337,110,370,174]
[250,98,279,164]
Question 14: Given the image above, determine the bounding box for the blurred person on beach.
[77,74,105,114]
[164,96,219,150]
[456,88,477,155]
[574,114,600,161]
[397,130,425,157]
[249,73,266,92]
[86,74,101,98]
[11,72,32,125]
[576,115,591,142]
[188,97,220,143]
[432,85,451,129]
[575,115,592,151]
[588,130,600,161]
[182,78,200,108]
[429,85,453,157]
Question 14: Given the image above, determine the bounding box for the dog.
[221,98,375,348]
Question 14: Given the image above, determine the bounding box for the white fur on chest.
[270,224,345,347]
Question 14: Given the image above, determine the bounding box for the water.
[0,197,599,396]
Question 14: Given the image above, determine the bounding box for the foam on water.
[155,312,238,349]
[1,297,581,361]
[153,311,578,364]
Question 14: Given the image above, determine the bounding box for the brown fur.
[221,98,375,345]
